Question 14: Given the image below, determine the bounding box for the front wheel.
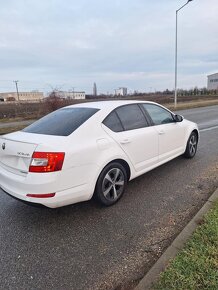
[184,131,198,158]
[94,162,127,206]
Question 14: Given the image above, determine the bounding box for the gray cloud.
[0,0,218,93]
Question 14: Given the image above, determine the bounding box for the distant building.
[93,83,97,97]
[115,87,128,96]
[0,91,44,102]
[58,91,86,99]
[207,73,218,90]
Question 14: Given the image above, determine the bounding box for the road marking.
[200,125,218,132]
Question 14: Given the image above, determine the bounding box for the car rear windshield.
[22,107,99,136]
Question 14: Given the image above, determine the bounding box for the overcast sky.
[0,0,218,94]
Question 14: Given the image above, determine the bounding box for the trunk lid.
[0,131,68,176]
[0,136,38,175]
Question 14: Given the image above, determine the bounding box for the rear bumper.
[0,165,94,208]
[2,188,46,208]
[0,183,92,208]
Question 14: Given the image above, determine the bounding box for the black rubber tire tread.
[183,131,198,159]
[94,162,127,206]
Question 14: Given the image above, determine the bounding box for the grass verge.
[155,201,218,290]
[0,116,37,123]
[0,125,26,135]
[166,99,218,111]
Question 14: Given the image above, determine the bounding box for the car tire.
[184,131,198,159]
[94,162,127,206]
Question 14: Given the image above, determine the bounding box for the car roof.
[65,100,157,111]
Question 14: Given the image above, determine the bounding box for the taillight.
[26,193,56,198]
[29,152,65,173]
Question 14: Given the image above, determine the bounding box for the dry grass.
[0,116,35,123]
[166,99,218,111]
[0,125,26,135]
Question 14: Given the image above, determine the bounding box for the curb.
[135,188,218,290]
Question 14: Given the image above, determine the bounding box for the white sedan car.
[0,101,199,208]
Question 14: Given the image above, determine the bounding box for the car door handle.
[120,139,131,144]
[158,130,165,135]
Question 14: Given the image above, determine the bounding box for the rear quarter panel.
[53,121,135,199]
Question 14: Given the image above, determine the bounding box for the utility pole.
[174,0,193,108]
[14,80,20,102]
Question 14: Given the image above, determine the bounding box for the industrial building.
[0,91,44,102]
[207,73,218,90]
[115,87,128,96]
[58,91,86,99]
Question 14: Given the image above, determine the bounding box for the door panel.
[154,122,185,161]
[141,103,186,162]
[102,104,159,172]
[103,126,159,172]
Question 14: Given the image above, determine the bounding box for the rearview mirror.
[174,114,183,122]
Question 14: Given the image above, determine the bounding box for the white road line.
[200,125,218,132]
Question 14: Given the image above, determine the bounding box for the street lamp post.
[175,0,193,108]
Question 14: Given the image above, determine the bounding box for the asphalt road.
[0,105,218,290]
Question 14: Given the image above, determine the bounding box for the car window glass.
[103,111,123,132]
[115,104,148,131]
[142,104,174,125]
[23,107,99,136]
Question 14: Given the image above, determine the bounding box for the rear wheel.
[184,131,198,158]
[95,162,127,206]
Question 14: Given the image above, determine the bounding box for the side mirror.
[174,114,183,122]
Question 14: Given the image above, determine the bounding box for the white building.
[58,91,86,99]
[207,73,218,90]
[0,91,44,102]
[115,87,128,96]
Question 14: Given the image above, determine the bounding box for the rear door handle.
[158,130,165,135]
[120,139,131,144]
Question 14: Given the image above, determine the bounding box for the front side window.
[115,104,148,131]
[142,104,174,125]
[23,107,99,136]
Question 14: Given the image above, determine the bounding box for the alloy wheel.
[189,134,197,156]
[102,168,125,201]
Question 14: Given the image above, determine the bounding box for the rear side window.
[103,111,123,132]
[142,104,174,125]
[115,104,148,131]
[23,107,99,136]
